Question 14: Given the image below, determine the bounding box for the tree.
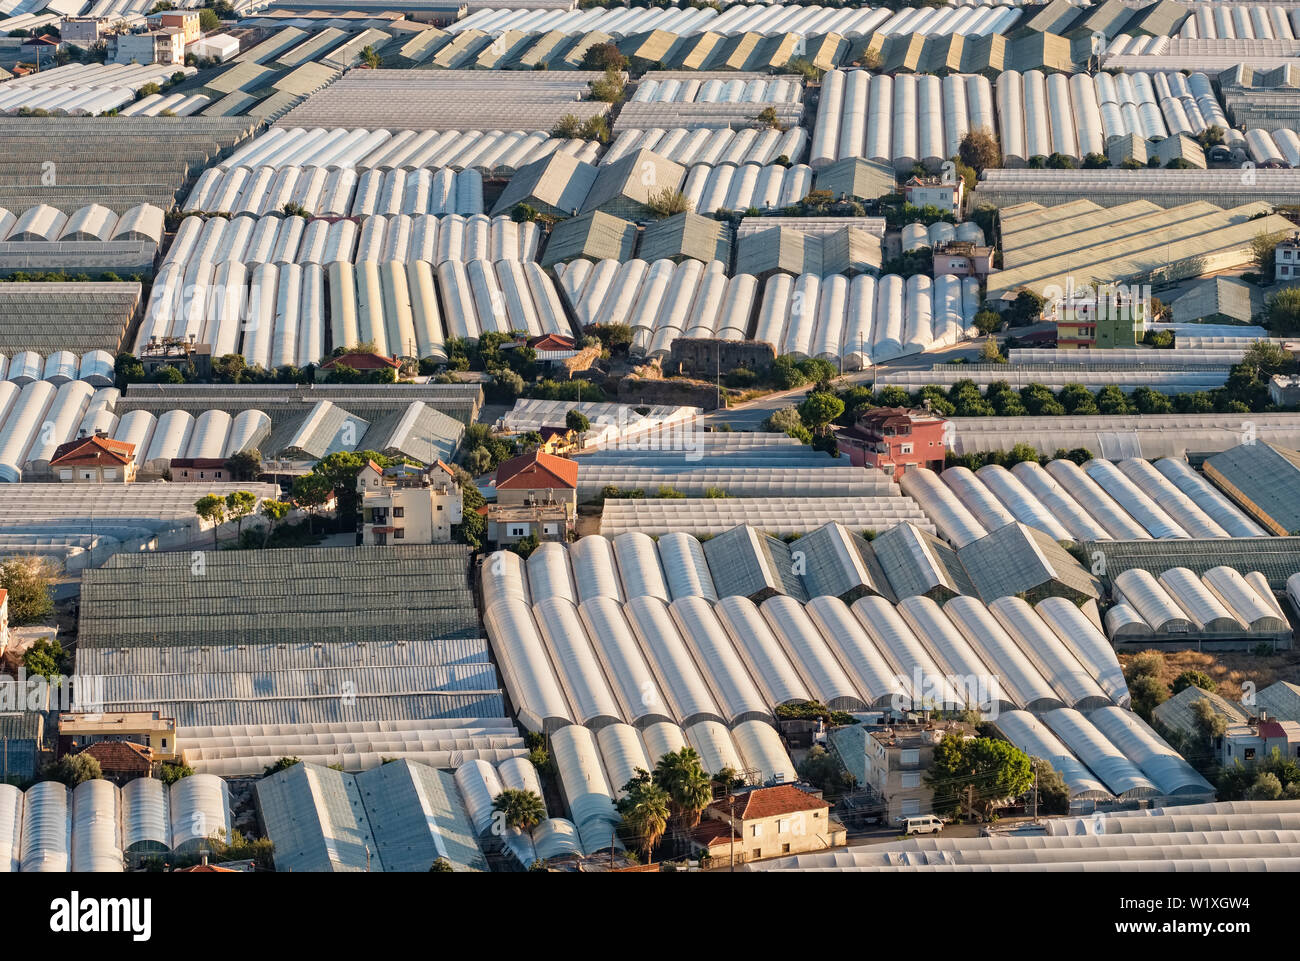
[1030,758,1070,816]
[42,753,102,786]
[150,364,185,384]
[429,857,455,872]
[158,762,193,785]
[1191,697,1228,745]
[588,66,625,103]
[194,493,226,548]
[1248,771,1284,801]
[226,448,261,482]
[262,757,301,777]
[510,533,540,558]
[1172,670,1216,695]
[1265,287,1300,335]
[763,405,812,444]
[958,128,1001,174]
[260,499,291,547]
[646,186,691,217]
[0,555,57,625]
[22,638,69,679]
[973,309,1001,335]
[1128,675,1169,723]
[925,734,1034,821]
[798,391,844,431]
[617,770,670,863]
[359,44,380,69]
[978,338,1005,363]
[652,747,713,830]
[578,41,626,72]
[566,408,590,434]
[493,787,546,846]
[291,473,332,533]
[198,7,219,30]
[225,490,257,539]
[1095,384,1132,414]
[1057,383,1098,415]
[1249,229,1289,283]
[493,367,525,399]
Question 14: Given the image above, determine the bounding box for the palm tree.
[654,747,714,829]
[618,773,670,864]
[492,788,546,848]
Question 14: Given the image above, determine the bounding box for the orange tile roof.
[716,785,828,821]
[79,740,153,771]
[175,863,238,873]
[50,434,135,467]
[320,352,401,370]
[495,450,578,490]
[531,333,576,351]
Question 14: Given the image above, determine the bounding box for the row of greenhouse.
[996,70,1231,166]
[1177,4,1300,39]
[454,755,591,865]
[184,164,489,218]
[630,76,803,106]
[137,257,573,366]
[0,203,163,245]
[811,70,996,171]
[0,350,115,387]
[0,63,198,117]
[682,162,816,215]
[0,775,230,873]
[162,213,542,272]
[555,258,978,365]
[217,126,601,174]
[1107,566,1290,639]
[481,542,1133,725]
[603,126,809,169]
[997,706,1215,802]
[899,458,1267,548]
[446,3,1025,40]
[0,378,270,480]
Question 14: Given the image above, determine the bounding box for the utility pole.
[1031,769,1039,823]
[728,795,736,872]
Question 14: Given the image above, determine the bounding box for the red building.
[836,407,947,479]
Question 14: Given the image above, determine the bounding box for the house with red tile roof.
[692,784,845,866]
[489,450,577,545]
[49,433,137,483]
[77,741,153,784]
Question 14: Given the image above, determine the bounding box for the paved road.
[701,339,988,430]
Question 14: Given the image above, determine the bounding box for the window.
[103,469,116,480]
[394,528,405,539]
[901,772,921,788]
[161,739,167,750]
[900,798,920,816]
[1244,747,1256,760]
[508,525,528,538]
[781,843,791,854]
[751,848,761,859]
[900,748,920,766]
[393,507,404,518]
[199,472,205,479]
[751,824,762,837]
[59,470,73,480]
[777,818,789,834]
[437,504,443,511]
[900,443,913,455]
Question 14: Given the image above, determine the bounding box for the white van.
[899,815,944,835]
